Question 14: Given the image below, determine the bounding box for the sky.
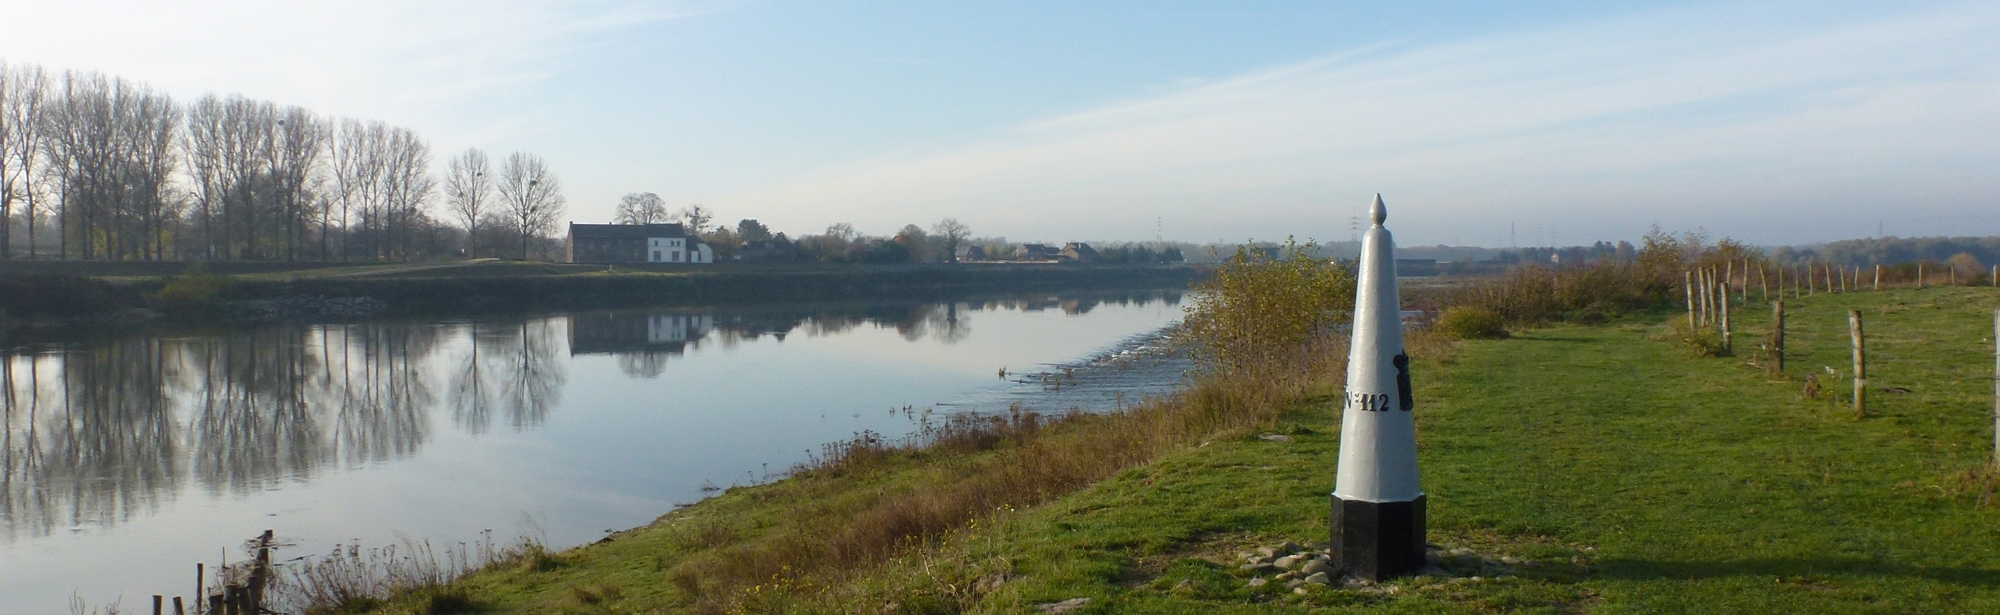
[1,0,1994,247]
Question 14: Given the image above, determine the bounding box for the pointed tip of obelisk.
[1370,194,1387,226]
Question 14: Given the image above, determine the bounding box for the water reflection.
[0,291,1180,542]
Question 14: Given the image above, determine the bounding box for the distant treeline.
[0,264,1202,330]
[1770,236,2000,269]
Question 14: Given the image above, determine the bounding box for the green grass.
[355,287,2000,614]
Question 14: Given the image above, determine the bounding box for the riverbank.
[334,287,2000,613]
[0,262,1201,336]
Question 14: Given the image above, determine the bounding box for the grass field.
[345,287,2000,614]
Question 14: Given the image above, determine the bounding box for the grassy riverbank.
[328,286,2000,614]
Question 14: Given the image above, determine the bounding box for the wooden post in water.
[154,595,162,615]
[1772,301,1786,375]
[173,596,184,615]
[194,563,203,615]
[1851,310,1866,417]
[1719,282,1732,356]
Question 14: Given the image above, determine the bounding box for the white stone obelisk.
[1331,194,1425,581]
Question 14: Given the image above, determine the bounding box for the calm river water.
[1,290,1189,612]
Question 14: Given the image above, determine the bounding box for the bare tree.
[933,218,971,263]
[268,107,327,261]
[0,63,20,258]
[679,203,713,235]
[612,192,669,224]
[380,127,435,260]
[497,152,564,260]
[444,148,492,258]
[1,64,48,258]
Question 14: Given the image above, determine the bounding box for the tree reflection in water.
[0,290,1180,540]
[0,320,560,542]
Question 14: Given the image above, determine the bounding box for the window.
[674,251,683,262]
[653,251,662,261]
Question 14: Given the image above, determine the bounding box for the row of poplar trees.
[0,62,567,262]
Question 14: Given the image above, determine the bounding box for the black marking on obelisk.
[1393,353,1413,411]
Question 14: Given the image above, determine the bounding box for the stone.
[1247,578,1268,588]
[1236,551,1256,562]
[1035,598,1092,614]
[1239,563,1279,574]
[1273,554,1304,569]
[1276,571,1300,581]
[1259,433,1294,442]
[1500,556,1521,565]
[1294,587,1311,595]
[1285,579,1306,589]
[1425,551,1441,565]
[1301,560,1334,576]
[1304,572,1331,585]
[1255,546,1278,558]
[1279,541,1304,553]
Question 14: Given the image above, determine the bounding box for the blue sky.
[2,1,1994,246]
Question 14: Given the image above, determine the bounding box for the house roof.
[569,223,688,239]
[1061,242,1099,256]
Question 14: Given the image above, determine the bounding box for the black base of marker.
[1329,494,1427,581]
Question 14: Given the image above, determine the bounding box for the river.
[0,290,1189,612]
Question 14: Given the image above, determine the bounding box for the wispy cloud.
[728,2,2000,244]
[0,0,704,135]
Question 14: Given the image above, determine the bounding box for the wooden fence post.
[1698,269,1709,325]
[1918,262,1925,289]
[1875,264,1882,291]
[1760,264,1770,301]
[1720,282,1732,356]
[1993,310,1998,467]
[1742,258,1751,302]
[1685,271,1695,330]
[1840,265,1848,292]
[1851,310,1866,417]
[1773,301,1785,375]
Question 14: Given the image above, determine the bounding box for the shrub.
[1177,238,1354,377]
[1436,306,1507,340]
[156,267,236,305]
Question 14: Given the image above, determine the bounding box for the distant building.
[1395,259,1439,277]
[566,223,713,264]
[956,245,987,261]
[1015,243,1061,261]
[1058,242,1099,263]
